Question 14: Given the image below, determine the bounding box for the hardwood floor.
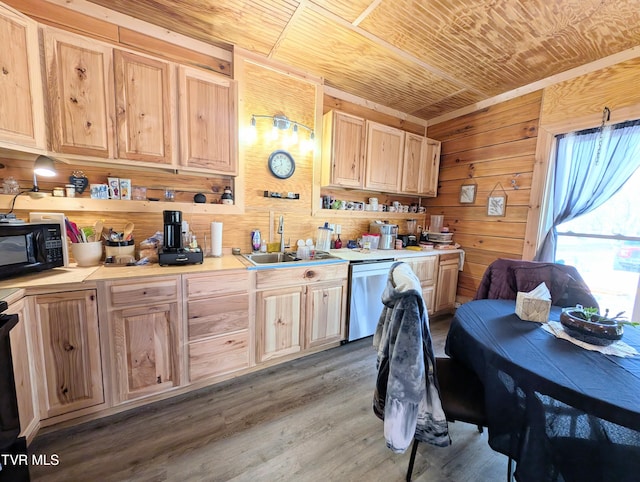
[29,315,508,482]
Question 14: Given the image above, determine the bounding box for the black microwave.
[0,223,64,281]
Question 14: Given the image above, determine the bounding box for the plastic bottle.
[251,229,261,252]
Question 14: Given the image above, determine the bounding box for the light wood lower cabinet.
[6,298,39,443]
[434,253,460,313]
[402,255,438,315]
[305,281,347,349]
[255,263,349,363]
[257,286,304,362]
[103,276,182,402]
[183,270,250,381]
[29,290,104,419]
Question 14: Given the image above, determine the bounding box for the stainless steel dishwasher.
[346,259,395,341]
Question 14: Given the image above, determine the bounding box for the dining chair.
[406,356,488,481]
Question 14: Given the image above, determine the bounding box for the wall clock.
[268,150,295,179]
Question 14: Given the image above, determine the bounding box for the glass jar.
[2,177,20,194]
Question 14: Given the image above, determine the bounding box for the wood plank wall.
[426,92,543,300]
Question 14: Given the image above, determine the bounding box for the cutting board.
[29,212,70,267]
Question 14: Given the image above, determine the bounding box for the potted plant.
[559,305,637,346]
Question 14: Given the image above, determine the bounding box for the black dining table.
[445,299,640,482]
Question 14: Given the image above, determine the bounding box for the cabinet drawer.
[184,270,248,299]
[404,256,437,285]
[255,263,348,289]
[439,252,460,263]
[189,332,249,381]
[106,277,179,307]
[187,293,249,341]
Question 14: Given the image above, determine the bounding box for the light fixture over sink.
[246,113,315,152]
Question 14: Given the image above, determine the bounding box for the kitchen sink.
[241,251,340,266]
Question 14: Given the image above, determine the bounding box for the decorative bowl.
[559,308,623,346]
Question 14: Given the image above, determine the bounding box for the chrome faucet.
[277,215,285,253]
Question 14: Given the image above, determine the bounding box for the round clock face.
[268,150,295,179]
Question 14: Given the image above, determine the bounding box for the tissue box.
[515,292,551,322]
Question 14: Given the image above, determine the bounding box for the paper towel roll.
[211,222,223,257]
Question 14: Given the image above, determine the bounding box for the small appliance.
[369,222,397,250]
[0,222,64,280]
[158,210,203,266]
[397,219,418,247]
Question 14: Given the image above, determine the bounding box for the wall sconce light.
[32,155,57,193]
[248,114,315,151]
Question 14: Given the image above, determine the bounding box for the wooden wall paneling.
[426,94,542,299]
[323,94,426,136]
[118,28,231,76]
[239,57,318,214]
[4,0,119,41]
[540,57,640,129]
[428,91,543,142]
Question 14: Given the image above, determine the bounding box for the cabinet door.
[7,298,39,443]
[178,65,237,174]
[322,111,365,188]
[31,290,104,418]
[403,256,438,314]
[43,27,115,158]
[305,281,347,349]
[418,138,441,197]
[257,286,303,362]
[114,50,173,165]
[365,121,405,192]
[435,255,460,313]
[0,7,45,148]
[111,302,180,401]
[401,133,426,195]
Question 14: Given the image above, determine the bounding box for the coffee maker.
[158,210,203,266]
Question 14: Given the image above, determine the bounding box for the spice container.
[221,186,234,205]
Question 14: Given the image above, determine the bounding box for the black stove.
[0,300,30,481]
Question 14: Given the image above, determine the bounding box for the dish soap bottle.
[251,229,261,252]
[334,224,342,249]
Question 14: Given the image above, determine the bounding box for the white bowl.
[71,241,103,266]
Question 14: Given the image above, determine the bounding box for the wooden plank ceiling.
[86,0,640,122]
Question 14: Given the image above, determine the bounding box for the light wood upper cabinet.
[401,133,426,195]
[29,290,105,419]
[321,110,366,188]
[43,26,115,158]
[364,120,405,192]
[0,5,45,149]
[6,297,39,443]
[401,134,441,197]
[419,138,441,197]
[114,50,173,165]
[178,65,237,174]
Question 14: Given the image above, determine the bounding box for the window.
[556,167,640,318]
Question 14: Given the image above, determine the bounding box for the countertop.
[328,247,463,262]
[0,248,464,301]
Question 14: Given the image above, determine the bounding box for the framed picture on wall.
[459,183,477,204]
[487,194,507,216]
